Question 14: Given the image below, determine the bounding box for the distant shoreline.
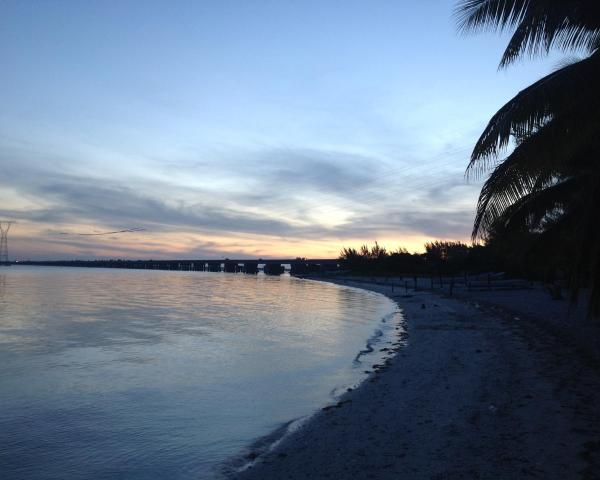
[233,276,600,479]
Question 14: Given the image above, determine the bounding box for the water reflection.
[0,266,397,479]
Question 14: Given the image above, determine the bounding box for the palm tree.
[455,0,600,316]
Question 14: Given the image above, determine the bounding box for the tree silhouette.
[425,241,470,274]
[456,0,600,316]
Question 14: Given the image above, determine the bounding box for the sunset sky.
[0,1,560,260]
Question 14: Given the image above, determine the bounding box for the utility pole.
[0,221,14,266]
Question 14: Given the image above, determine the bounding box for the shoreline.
[225,278,405,477]
[233,276,600,479]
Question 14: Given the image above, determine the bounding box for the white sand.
[234,279,600,479]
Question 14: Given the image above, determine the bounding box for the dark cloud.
[161,146,387,206]
[10,234,250,260]
[250,148,383,193]
[4,176,296,236]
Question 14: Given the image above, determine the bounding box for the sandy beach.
[234,278,600,479]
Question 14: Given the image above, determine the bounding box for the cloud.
[248,148,384,193]
[313,207,474,240]
[0,141,480,258]
[159,146,388,208]
[2,174,296,236]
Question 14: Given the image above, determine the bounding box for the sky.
[0,1,562,260]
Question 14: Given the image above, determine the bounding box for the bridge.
[15,259,341,275]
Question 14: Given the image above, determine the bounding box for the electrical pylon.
[0,221,14,265]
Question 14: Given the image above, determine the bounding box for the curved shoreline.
[225,279,404,477]
[233,277,600,479]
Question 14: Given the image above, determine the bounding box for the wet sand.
[234,278,600,479]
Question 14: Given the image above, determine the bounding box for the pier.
[15,259,340,276]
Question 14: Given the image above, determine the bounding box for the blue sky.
[0,1,561,259]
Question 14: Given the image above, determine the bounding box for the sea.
[0,266,400,479]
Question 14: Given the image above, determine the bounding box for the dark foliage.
[456,0,600,317]
[339,241,496,276]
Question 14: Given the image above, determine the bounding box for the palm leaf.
[472,114,600,238]
[466,49,600,174]
[499,177,579,231]
[457,0,600,317]
[456,0,600,67]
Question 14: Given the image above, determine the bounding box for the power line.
[58,227,146,236]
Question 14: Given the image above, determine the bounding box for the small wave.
[225,418,300,476]
[353,310,402,365]
[353,328,384,364]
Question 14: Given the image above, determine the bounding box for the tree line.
[339,237,568,283]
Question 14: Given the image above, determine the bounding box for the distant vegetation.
[455,1,600,316]
[338,240,558,281]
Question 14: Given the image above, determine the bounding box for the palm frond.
[500,178,578,230]
[466,49,600,175]
[456,0,600,67]
[500,14,600,67]
[459,0,600,318]
[455,0,529,33]
[472,113,600,239]
[473,160,554,239]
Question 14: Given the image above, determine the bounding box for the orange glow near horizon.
[8,219,470,260]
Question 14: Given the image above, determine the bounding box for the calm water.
[0,266,399,479]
